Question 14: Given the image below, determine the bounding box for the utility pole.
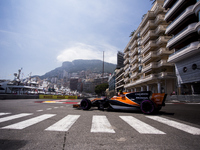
[102,51,104,78]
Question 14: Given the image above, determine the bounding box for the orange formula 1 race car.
[75,91,167,114]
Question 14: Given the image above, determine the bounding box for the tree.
[95,83,108,96]
[129,30,136,37]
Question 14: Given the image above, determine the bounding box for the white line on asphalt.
[45,115,80,131]
[0,113,11,116]
[46,108,52,110]
[91,115,115,133]
[36,110,43,112]
[54,107,58,109]
[0,113,32,123]
[120,116,165,134]
[146,116,200,135]
[2,114,56,129]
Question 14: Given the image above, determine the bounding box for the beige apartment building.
[123,0,176,95]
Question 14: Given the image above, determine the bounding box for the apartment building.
[123,0,176,95]
[164,0,200,94]
[115,51,125,93]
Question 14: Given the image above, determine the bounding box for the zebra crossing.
[0,112,200,135]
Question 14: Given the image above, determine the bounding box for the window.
[183,67,187,73]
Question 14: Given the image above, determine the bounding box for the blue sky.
[0,0,152,79]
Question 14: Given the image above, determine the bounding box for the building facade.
[123,0,176,95]
[164,0,200,94]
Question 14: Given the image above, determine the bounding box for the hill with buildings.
[39,59,116,79]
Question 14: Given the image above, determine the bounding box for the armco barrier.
[39,95,77,99]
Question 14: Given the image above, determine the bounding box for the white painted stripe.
[91,115,115,133]
[54,107,58,109]
[0,113,32,123]
[46,108,52,110]
[120,116,165,134]
[45,115,80,131]
[36,110,43,112]
[0,113,11,116]
[146,116,200,135]
[2,114,55,129]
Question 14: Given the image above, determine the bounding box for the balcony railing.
[142,62,158,73]
[167,23,197,48]
[130,56,138,64]
[157,47,173,56]
[142,51,157,63]
[165,0,180,19]
[141,41,157,54]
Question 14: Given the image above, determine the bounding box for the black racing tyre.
[80,99,92,110]
[140,100,155,114]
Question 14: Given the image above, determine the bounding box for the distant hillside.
[39,59,116,79]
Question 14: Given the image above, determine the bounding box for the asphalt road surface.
[0,98,200,150]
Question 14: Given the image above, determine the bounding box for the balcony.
[156,36,171,46]
[140,11,155,28]
[168,41,200,63]
[194,1,200,15]
[124,45,131,53]
[158,72,176,79]
[123,52,129,59]
[154,5,165,15]
[129,48,137,57]
[130,56,138,64]
[124,70,129,77]
[165,5,193,35]
[157,47,173,56]
[142,62,158,73]
[124,77,130,83]
[163,0,177,9]
[155,25,168,35]
[142,51,157,63]
[123,58,129,65]
[140,20,156,36]
[157,59,173,67]
[165,0,185,22]
[130,63,138,71]
[141,41,157,54]
[141,30,157,46]
[154,14,165,25]
[124,64,129,71]
[130,40,137,50]
[167,23,198,49]
[124,73,158,88]
[130,72,138,79]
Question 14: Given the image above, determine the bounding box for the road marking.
[45,115,80,131]
[2,114,56,129]
[120,116,165,134]
[46,108,52,110]
[91,115,115,133]
[36,110,43,112]
[0,113,11,116]
[54,107,58,109]
[146,116,200,135]
[0,113,32,123]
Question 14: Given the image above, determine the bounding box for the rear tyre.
[80,99,92,110]
[140,100,155,114]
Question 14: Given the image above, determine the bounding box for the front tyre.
[140,100,155,114]
[80,99,92,110]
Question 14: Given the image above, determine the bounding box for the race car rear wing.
[151,93,167,106]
